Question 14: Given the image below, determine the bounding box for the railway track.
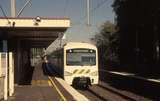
[77,81,151,101]
[46,65,154,101]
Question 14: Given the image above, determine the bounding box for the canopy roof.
[0,17,70,47]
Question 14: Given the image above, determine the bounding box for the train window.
[66,49,96,66]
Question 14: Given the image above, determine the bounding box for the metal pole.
[87,0,90,26]
[11,0,16,17]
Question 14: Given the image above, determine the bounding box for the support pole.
[0,54,1,76]
[9,52,14,96]
[87,0,90,26]
[3,40,8,100]
[11,0,16,17]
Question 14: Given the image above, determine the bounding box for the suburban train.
[47,42,99,87]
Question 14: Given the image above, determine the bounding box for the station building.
[0,17,70,100]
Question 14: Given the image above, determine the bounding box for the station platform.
[100,69,160,84]
[5,62,75,101]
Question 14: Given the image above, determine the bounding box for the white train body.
[49,42,99,86]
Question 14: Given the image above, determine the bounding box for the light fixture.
[35,16,41,22]
[34,16,41,26]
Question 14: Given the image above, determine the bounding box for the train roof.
[64,42,97,49]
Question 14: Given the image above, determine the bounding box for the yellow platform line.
[48,81,52,86]
[48,76,67,101]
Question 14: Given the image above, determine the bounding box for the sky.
[0,0,115,43]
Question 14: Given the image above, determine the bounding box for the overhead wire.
[90,0,109,15]
[0,4,10,23]
[64,0,69,16]
[72,0,109,26]
[17,0,32,17]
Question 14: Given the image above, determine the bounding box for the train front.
[63,42,99,87]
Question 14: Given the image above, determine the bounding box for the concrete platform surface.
[6,85,61,101]
[4,62,75,101]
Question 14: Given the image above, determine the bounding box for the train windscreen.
[66,49,96,66]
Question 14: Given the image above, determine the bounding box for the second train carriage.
[48,42,99,86]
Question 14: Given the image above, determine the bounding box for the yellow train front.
[49,42,99,87]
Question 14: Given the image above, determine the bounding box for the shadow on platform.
[19,62,35,85]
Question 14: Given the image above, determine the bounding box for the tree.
[112,0,160,74]
[91,21,120,70]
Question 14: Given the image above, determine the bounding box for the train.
[47,42,99,87]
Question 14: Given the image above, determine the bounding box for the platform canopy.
[0,17,70,47]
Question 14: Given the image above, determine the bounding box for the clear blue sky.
[0,0,115,43]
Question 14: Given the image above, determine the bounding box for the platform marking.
[147,79,160,83]
[48,81,52,86]
[48,76,67,101]
[32,80,49,86]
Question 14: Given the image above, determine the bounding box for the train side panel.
[48,49,64,77]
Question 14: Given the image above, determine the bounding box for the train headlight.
[64,71,73,76]
[90,71,98,76]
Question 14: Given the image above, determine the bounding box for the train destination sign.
[67,49,95,53]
